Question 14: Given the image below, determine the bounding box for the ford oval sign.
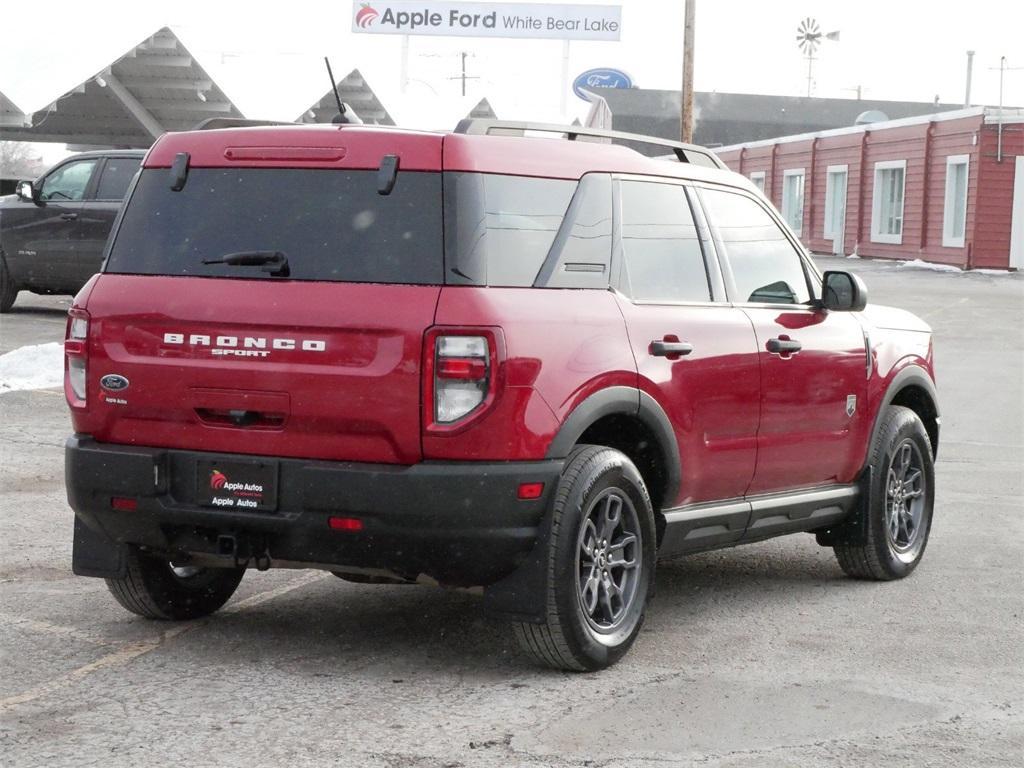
[573,68,633,101]
[100,374,130,392]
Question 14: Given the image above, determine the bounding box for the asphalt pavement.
[1,258,1022,767]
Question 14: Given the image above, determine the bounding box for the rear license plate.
[196,459,278,512]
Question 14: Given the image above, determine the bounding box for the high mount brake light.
[65,309,90,406]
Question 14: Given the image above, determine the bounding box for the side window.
[40,159,98,202]
[701,188,811,305]
[95,157,141,200]
[619,180,710,303]
[444,173,576,286]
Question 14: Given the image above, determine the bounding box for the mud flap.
[481,511,552,624]
[72,515,127,579]
[815,467,873,547]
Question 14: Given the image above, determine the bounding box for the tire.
[834,405,935,580]
[0,252,17,313]
[513,445,656,672]
[105,546,245,620]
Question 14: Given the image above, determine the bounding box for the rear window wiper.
[202,251,290,277]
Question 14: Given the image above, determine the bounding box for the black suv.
[0,149,144,312]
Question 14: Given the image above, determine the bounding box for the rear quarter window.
[444,173,576,286]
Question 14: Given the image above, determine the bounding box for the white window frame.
[749,171,766,194]
[823,164,849,240]
[870,159,907,245]
[942,154,970,248]
[781,168,805,236]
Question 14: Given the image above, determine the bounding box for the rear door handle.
[59,213,78,221]
[650,340,694,357]
[766,337,802,355]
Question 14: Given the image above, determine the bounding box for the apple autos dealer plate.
[196,459,279,511]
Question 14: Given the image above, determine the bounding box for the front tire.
[106,546,245,620]
[513,446,656,671]
[834,405,935,580]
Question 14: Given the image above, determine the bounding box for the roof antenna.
[324,56,348,124]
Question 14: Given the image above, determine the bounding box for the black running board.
[659,484,859,557]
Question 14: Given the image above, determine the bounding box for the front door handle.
[59,212,79,221]
[766,337,802,355]
[650,339,694,357]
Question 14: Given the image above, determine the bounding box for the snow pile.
[897,259,963,273]
[0,342,64,392]
[971,268,1018,276]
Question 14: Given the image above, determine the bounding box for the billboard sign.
[572,67,633,100]
[352,2,622,41]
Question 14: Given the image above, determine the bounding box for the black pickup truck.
[0,150,144,312]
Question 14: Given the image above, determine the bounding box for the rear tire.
[513,446,656,672]
[105,546,245,620]
[0,253,17,313]
[834,405,935,580]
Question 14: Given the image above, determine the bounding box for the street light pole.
[681,0,696,143]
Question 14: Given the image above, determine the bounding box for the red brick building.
[715,108,1024,270]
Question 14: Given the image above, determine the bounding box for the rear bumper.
[66,435,562,586]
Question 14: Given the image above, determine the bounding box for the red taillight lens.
[65,309,90,406]
[111,497,138,511]
[328,516,364,532]
[436,357,488,380]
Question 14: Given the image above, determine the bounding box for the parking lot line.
[0,613,114,647]
[0,571,327,713]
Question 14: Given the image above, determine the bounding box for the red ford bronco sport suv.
[65,119,939,671]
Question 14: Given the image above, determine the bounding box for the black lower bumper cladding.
[66,436,562,614]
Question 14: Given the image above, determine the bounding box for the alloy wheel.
[575,488,642,632]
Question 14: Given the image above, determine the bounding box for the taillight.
[65,309,89,406]
[435,335,489,423]
[425,329,502,432]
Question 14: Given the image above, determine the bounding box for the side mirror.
[821,270,868,312]
[16,180,39,204]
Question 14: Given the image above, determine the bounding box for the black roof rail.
[452,118,725,169]
[193,118,298,131]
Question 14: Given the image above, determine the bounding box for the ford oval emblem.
[573,68,634,101]
[100,374,130,392]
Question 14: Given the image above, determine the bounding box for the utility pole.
[964,50,975,107]
[448,51,479,97]
[681,0,696,143]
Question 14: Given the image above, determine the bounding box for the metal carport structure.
[0,28,243,148]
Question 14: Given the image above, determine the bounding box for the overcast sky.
[4,0,1023,162]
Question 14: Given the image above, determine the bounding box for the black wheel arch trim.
[544,386,681,509]
[868,365,940,463]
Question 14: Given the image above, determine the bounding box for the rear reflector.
[111,497,138,511]
[517,482,545,500]
[328,516,364,532]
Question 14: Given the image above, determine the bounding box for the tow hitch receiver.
[217,533,272,570]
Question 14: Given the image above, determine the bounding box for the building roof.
[714,106,1024,153]
[0,27,243,147]
[600,90,969,150]
[295,69,395,126]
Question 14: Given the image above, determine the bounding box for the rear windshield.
[106,168,444,284]
[106,167,606,288]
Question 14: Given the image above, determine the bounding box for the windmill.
[796,18,839,97]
